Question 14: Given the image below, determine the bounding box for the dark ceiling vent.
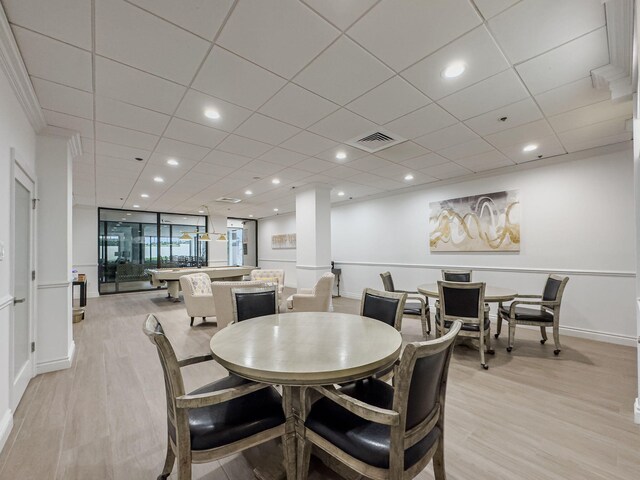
[345,128,406,153]
[216,197,241,204]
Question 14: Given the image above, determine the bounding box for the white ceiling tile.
[146,152,198,171]
[272,167,314,183]
[437,69,529,120]
[561,132,632,153]
[489,0,605,63]
[384,103,457,139]
[292,157,335,174]
[453,150,514,172]
[127,0,234,39]
[95,0,210,85]
[437,138,495,161]
[193,46,287,110]
[217,134,273,158]
[413,123,478,151]
[547,99,633,133]
[201,150,252,169]
[314,144,369,163]
[95,140,152,161]
[259,83,339,129]
[192,161,236,177]
[95,56,185,115]
[175,89,253,132]
[464,98,543,136]
[155,137,210,161]
[234,114,301,145]
[44,110,95,138]
[164,117,227,148]
[95,96,170,135]
[374,142,429,162]
[515,27,609,95]
[421,162,472,179]
[241,160,284,176]
[308,109,376,143]
[400,153,449,170]
[95,123,159,150]
[498,135,565,163]
[322,165,362,179]
[258,148,309,167]
[217,0,339,79]
[96,155,144,173]
[402,26,510,101]
[535,77,611,117]
[294,36,394,105]
[346,155,396,171]
[32,77,93,119]
[484,119,555,149]
[473,0,520,20]
[370,162,415,179]
[302,0,377,31]
[279,131,338,156]
[3,0,92,49]
[346,76,431,124]
[12,26,92,91]
[557,115,631,147]
[348,0,481,71]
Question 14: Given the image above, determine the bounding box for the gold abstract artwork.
[272,233,296,249]
[429,190,520,252]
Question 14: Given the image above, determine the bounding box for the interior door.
[11,166,34,409]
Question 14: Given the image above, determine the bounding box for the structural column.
[295,184,332,289]
[207,214,227,266]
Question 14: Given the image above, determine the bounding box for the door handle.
[13,298,25,305]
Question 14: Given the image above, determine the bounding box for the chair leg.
[296,436,312,480]
[507,322,515,352]
[420,308,428,339]
[552,324,561,355]
[433,438,447,480]
[202,317,206,322]
[190,317,194,327]
[495,309,503,338]
[176,452,192,480]
[426,307,432,335]
[479,331,488,370]
[540,326,548,344]
[486,328,495,356]
[157,437,175,480]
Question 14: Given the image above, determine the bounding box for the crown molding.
[0,3,46,132]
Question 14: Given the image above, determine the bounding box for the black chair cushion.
[183,375,285,451]
[499,305,554,322]
[305,378,440,469]
[235,290,276,322]
[403,301,425,316]
[542,277,562,301]
[363,293,400,327]
[442,272,470,282]
[435,312,490,332]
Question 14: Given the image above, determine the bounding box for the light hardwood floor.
[0,289,638,479]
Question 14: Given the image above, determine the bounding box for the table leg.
[167,281,180,302]
[80,281,87,307]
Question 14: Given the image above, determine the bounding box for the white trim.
[68,133,82,159]
[260,258,296,263]
[36,340,75,374]
[0,409,13,454]
[72,263,98,268]
[37,281,71,289]
[333,261,635,278]
[0,4,46,132]
[296,265,331,270]
[0,294,13,310]
[634,398,640,424]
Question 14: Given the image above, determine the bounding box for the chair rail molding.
[296,264,332,270]
[37,281,72,290]
[259,258,296,263]
[0,3,46,132]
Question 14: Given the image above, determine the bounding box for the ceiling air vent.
[216,197,242,204]
[345,128,406,153]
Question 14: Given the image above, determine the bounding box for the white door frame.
[9,148,36,409]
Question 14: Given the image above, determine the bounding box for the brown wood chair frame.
[142,314,294,480]
[296,320,463,480]
[379,271,431,338]
[496,274,570,355]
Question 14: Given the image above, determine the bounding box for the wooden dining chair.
[361,288,407,330]
[230,285,278,323]
[296,320,463,480]
[142,314,294,480]
[441,269,472,282]
[379,271,430,337]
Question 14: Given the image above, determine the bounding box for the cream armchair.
[179,273,215,327]
[286,273,334,312]
[250,269,285,295]
[211,280,267,329]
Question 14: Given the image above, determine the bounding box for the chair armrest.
[299,288,314,295]
[311,385,399,426]
[509,300,558,315]
[178,354,214,368]
[176,381,271,409]
[406,294,426,306]
[396,289,419,294]
[515,294,542,299]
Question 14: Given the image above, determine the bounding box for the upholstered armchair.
[286,273,334,312]
[249,268,285,295]
[211,280,266,329]
[179,273,215,326]
[380,271,430,337]
[496,274,570,355]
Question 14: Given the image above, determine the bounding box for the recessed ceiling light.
[272,178,280,185]
[273,208,279,212]
[140,193,149,198]
[204,108,220,119]
[133,204,140,208]
[337,191,345,196]
[335,151,347,160]
[167,159,179,166]
[121,218,126,221]
[198,210,205,214]
[404,174,414,181]
[245,190,253,195]
[249,215,254,218]
[442,61,466,79]
[126,213,131,216]
[154,176,164,183]
[523,144,538,152]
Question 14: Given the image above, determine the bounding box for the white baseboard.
[36,340,75,374]
[635,398,640,424]
[0,409,13,454]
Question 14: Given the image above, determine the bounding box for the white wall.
[258,213,298,288]
[0,66,36,452]
[72,205,98,297]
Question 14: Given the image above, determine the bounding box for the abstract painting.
[429,190,520,252]
[272,233,296,249]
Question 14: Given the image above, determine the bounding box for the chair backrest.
[231,286,278,323]
[379,271,395,292]
[441,269,472,282]
[360,288,407,330]
[392,321,462,436]
[437,281,485,325]
[313,272,335,298]
[250,269,285,287]
[179,272,212,297]
[542,274,569,303]
[211,280,266,329]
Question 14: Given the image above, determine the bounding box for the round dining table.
[417,282,518,302]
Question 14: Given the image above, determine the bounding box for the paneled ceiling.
[1,0,633,218]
